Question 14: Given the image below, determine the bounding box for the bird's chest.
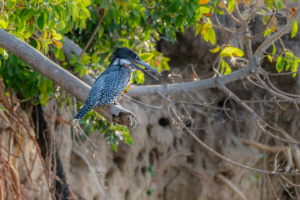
[101,68,131,102]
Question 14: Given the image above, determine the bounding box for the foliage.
[0,0,299,150]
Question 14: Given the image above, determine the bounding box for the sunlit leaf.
[220,47,244,58]
[276,56,285,73]
[291,61,298,77]
[221,59,231,75]
[140,53,154,62]
[208,28,216,45]
[210,45,220,53]
[272,43,276,57]
[228,0,235,13]
[291,20,298,38]
[264,28,272,37]
[195,23,203,36]
[267,55,272,63]
[201,23,211,34]
[7,0,16,10]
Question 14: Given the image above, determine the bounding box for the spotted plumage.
[74,47,161,120]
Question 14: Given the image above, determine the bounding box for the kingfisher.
[74,47,161,119]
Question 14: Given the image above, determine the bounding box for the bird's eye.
[130,54,135,58]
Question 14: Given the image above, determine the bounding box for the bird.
[74,47,162,119]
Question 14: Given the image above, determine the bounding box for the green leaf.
[52,34,63,40]
[111,144,117,152]
[220,47,244,58]
[53,48,65,61]
[272,43,276,57]
[24,25,34,39]
[186,3,194,18]
[264,28,272,37]
[43,42,49,55]
[200,7,210,14]
[91,53,100,63]
[40,92,49,105]
[69,54,79,65]
[20,8,34,21]
[7,0,16,10]
[228,0,235,13]
[195,23,203,36]
[275,0,283,11]
[291,61,298,77]
[134,70,145,84]
[276,56,285,73]
[285,61,291,71]
[221,60,231,75]
[167,1,181,13]
[38,76,47,93]
[175,15,185,28]
[208,28,216,45]
[37,11,49,31]
[140,53,154,62]
[0,20,8,29]
[268,0,274,10]
[81,54,91,65]
[291,20,298,38]
[123,132,134,146]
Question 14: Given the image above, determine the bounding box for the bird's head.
[111,47,162,80]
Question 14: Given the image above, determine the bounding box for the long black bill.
[135,60,162,80]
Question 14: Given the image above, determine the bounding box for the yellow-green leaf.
[52,34,63,40]
[140,53,153,62]
[291,20,298,38]
[228,0,235,13]
[195,23,203,36]
[291,61,298,77]
[208,28,216,45]
[221,59,231,75]
[220,47,244,58]
[201,23,211,34]
[264,28,272,37]
[267,55,272,63]
[210,45,220,53]
[0,20,7,29]
[276,56,285,73]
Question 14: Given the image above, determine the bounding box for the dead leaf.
[203,13,212,17]
[28,16,34,25]
[53,40,62,49]
[199,0,210,5]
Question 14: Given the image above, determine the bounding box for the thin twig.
[216,174,248,200]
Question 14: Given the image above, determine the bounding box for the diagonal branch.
[0,29,136,128]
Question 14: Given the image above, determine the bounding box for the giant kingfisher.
[75,47,161,119]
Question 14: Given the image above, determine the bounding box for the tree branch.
[0,29,136,128]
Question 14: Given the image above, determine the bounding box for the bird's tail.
[74,103,94,119]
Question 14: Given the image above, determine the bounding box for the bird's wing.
[88,75,106,105]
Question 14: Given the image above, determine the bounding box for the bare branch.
[240,139,290,153]
[170,104,300,175]
[246,13,275,40]
[221,0,244,26]
[216,174,248,200]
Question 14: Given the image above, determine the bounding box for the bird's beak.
[134,60,162,80]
